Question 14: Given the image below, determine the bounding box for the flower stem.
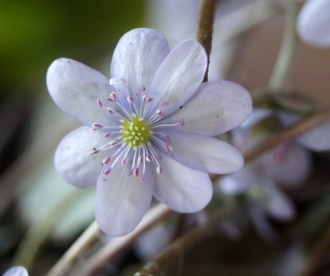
[12,188,86,270]
[134,201,235,276]
[45,220,102,276]
[298,221,330,276]
[268,0,298,92]
[74,204,172,276]
[197,0,219,82]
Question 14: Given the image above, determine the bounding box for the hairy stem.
[197,0,218,82]
[268,0,298,92]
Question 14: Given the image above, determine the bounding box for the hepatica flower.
[47,28,252,236]
[3,266,28,276]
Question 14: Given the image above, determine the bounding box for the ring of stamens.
[90,78,184,181]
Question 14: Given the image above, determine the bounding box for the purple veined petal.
[263,181,296,222]
[47,58,117,127]
[218,165,256,195]
[55,126,113,188]
[258,142,312,188]
[3,266,28,276]
[95,159,154,236]
[111,28,170,107]
[159,80,252,136]
[158,131,243,174]
[297,0,330,48]
[146,39,207,118]
[153,153,212,213]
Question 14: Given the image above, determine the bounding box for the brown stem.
[45,221,102,276]
[197,0,218,82]
[135,202,235,276]
[298,221,330,276]
[210,107,330,182]
[73,204,172,276]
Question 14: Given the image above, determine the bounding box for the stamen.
[92,123,103,130]
[103,167,112,175]
[108,92,117,102]
[102,156,111,165]
[97,99,103,107]
[103,132,111,139]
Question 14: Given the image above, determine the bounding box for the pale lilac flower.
[2,267,28,276]
[278,111,330,152]
[297,0,330,48]
[232,108,312,188]
[219,165,296,241]
[47,28,252,236]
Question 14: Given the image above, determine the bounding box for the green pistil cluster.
[121,115,151,148]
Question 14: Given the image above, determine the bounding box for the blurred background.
[1,0,330,275]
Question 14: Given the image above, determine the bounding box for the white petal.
[55,126,112,188]
[278,111,330,151]
[258,142,312,187]
[218,165,256,195]
[159,80,252,136]
[3,266,28,276]
[159,131,243,174]
[264,181,296,222]
[146,40,207,118]
[111,28,170,107]
[153,153,212,213]
[95,161,154,236]
[297,119,330,151]
[47,58,116,126]
[297,0,330,48]
[248,201,278,242]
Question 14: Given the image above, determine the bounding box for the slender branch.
[211,106,330,182]
[74,204,172,276]
[46,221,102,276]
[268,0,298,92]
[197,0,218,82]
[243,107,330,163]
[135,202,235,276]
[12,189,86,269]
[298,221,330,276]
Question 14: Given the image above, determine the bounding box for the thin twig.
[74,204,172,276]
[298,221,330,276]
[243,107,330,163]
[196,0,218,82]
[268,0,298,92]
[211,106,330,182]
[135,202,235,276]
[46,221,102,276]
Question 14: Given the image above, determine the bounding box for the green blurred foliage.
[0,0,146,95]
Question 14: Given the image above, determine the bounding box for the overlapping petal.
[147,40,207,117]
[55,126,112,188]
[159,131,243,174]
[153,153,212,213]
[47,58,115,126]
[3,266,28,276]
[160,80,252,136]
[111,28,170,107]
[297,0,330,48]
[96,161,154,236]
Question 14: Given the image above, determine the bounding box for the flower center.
[90,78,184,181]
[121,115,150,148]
